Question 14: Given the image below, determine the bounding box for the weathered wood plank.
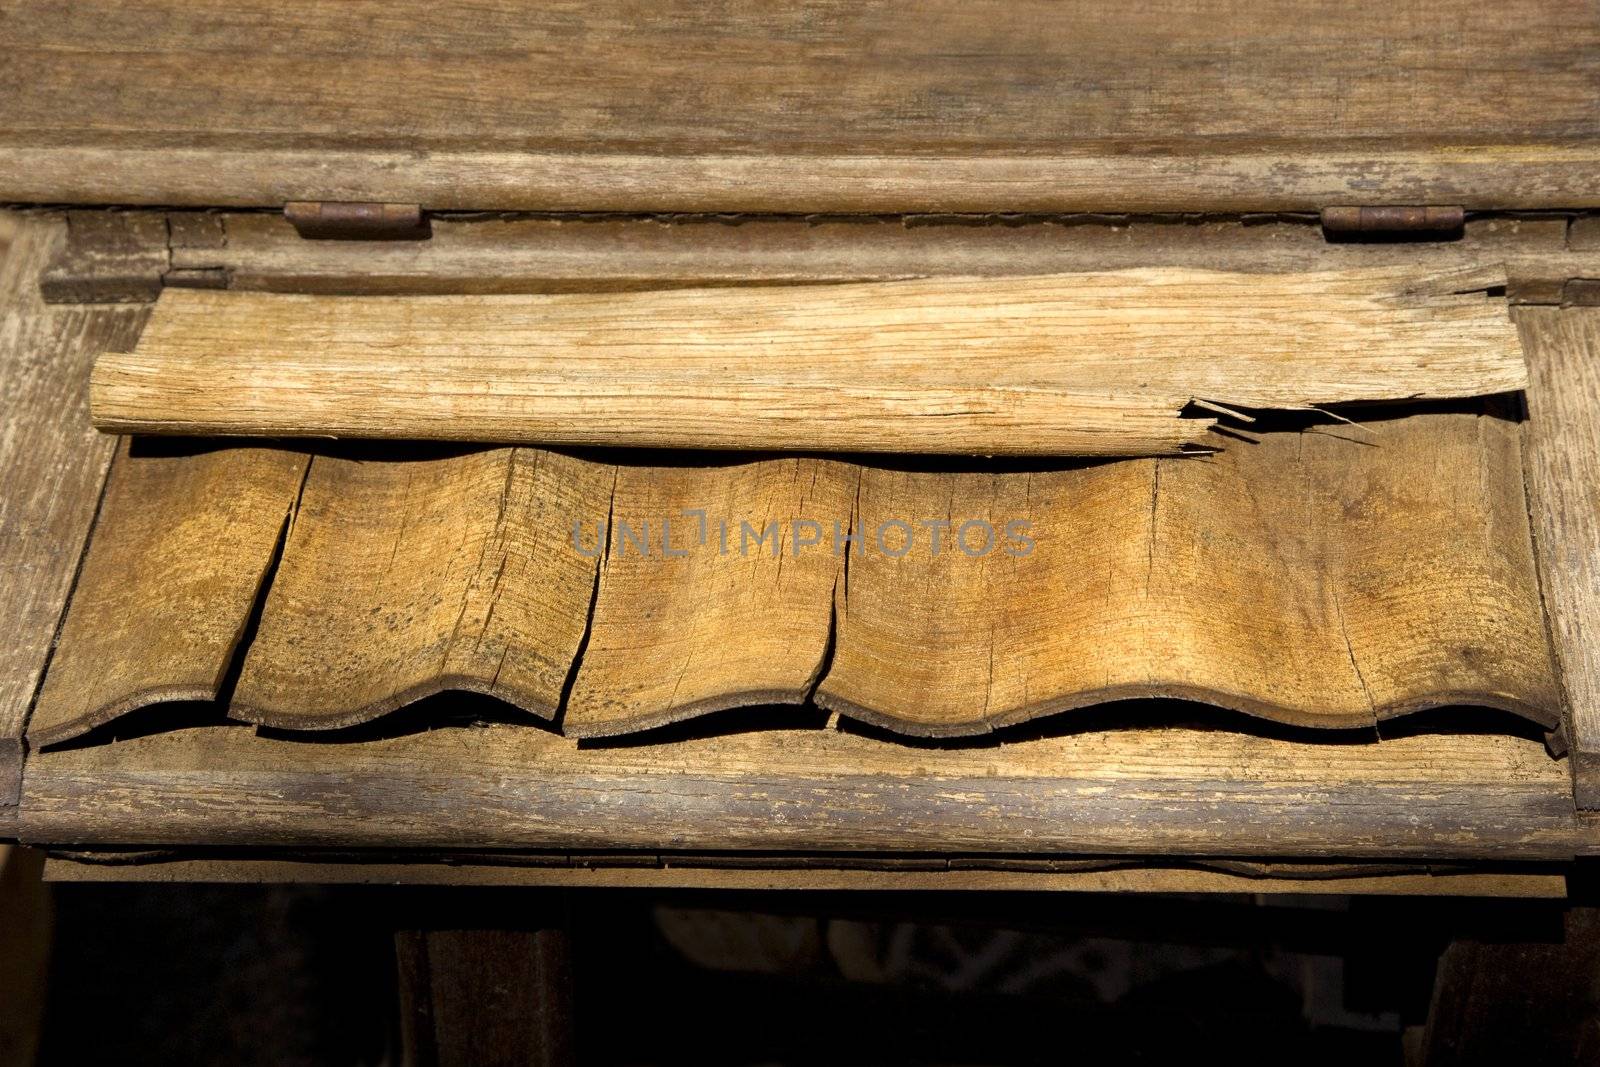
[0,212,150,795]
[1,1,1596,211]
[34,855,1574,898]
[230,448,613,729]
[91,268,1526,457]
[1516,308,1600,808]
[150,214,1598,306]
[27,441,310,747]
[564,458,851,737]
[16,719,1595,860]
[817,410,1562,734]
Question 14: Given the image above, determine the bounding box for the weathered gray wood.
[38,213,1600,305]
[1,1,1596,211]
[1516,307,1600,808]
[16,721,1596,860]
[0,212,149,806]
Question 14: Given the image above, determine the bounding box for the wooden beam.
[1516,307,1600,808]
[4,0,1596,212]
[91,268,1526,457]
[37,855,1573,897]
[16,720,1597,860]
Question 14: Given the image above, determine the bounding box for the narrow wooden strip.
[563,458,852,737]
[1516,308,1600,807]
[31,856,1572,896]
[230,447,613,728]
[0,213,151,780]
[156,215,1594,305]
[91,268,1525,457]
[5,144,1600,214]
[15,721,1594,860]
[816,410,1562,734]
[26,441,310,748]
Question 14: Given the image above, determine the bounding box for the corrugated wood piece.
[565,458,851,737]
[0,213,150,800]
[230,447,613,729]
[15,720,1596,860]
[817,410,1561,733]
[34,407,1562,742]
[1516,308,1600,808]
[1,1,1596,211]
[91,268,1527,457]
[26,441,310,747]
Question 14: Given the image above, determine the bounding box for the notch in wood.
[284,201,430,241]
[1321,205,1465,242]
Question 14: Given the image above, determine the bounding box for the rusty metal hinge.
[284,201,431,241]
[1320,205,1465,242]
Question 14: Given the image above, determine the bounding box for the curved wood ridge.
[91,267,1525,457]
[28,408,1562,745]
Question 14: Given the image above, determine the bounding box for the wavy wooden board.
[817,409,1562,734]
[27,406,1563,744]
[565,458,852,737]
[230,447,613,729]
[90,267,1526,457]
[26,441,309,747]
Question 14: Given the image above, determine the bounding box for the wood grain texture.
[35,406,1563,741]
[34,855,1575,897]
[27,441,310,748]
[1,1,1596,211]
[817,410,1562,734]
[1516,308,1600,808]
[15,719,1596,860]
[564,458,852,737]
[92,268,1527,457]
[230,448,613,729]
[155,214,1600,306]
[0,212,150,798]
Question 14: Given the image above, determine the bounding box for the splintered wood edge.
[87,265,1523,455]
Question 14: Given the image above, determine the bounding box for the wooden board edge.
[4,144,1600,213]
[37,855,1571,896]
